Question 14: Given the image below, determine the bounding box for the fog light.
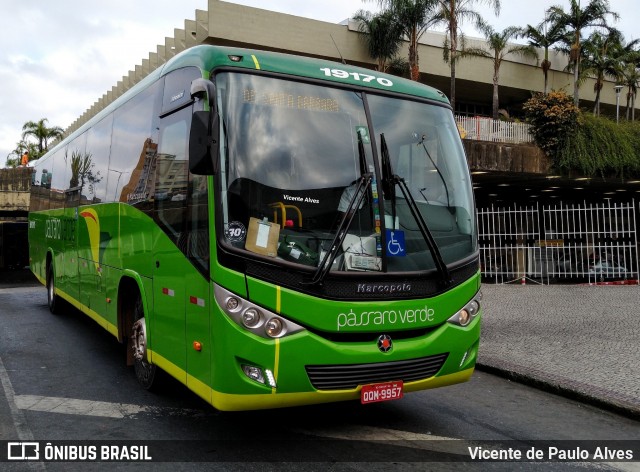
[242,365,265,384]
[458,309,470,326]
[226,297,240,311]
[242,308,262,328]
[265,317,284,338]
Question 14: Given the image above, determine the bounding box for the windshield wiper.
[306,136,372,286]
[307,174,372,285]
[380,134,452,287]
[417,133,452,212]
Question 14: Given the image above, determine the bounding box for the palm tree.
[366,0,440,81]
[462,24,538,119]
[521,18,567,94]
[5,140,37,168]
[21,118,64,157]
[353,9,405,73]
[579,30,625,116]
[433,0,500,110]
[547,0,619,107]
[616,39,640,120]
[621,62,640,120]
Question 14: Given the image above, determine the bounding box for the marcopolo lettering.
[356,283,412,294]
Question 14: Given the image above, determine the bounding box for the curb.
[476,362,640,421]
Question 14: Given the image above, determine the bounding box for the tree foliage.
[547,0,619,107]
[5,118,64,168]
[365,0,440,81]
[579,29,626,116]
[21,118,64,156]
[521,19,567,94]
[353,9,405,73]
[523,90,580,159]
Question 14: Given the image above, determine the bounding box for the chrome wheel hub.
[131,318,147,362]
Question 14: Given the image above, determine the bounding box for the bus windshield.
[217,72,476,274]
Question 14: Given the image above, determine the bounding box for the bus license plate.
[360,381,404,404]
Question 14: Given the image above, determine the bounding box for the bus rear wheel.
[130,295,158,390]
[46,264,62,314]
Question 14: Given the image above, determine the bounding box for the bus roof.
[165,45,451,105]
[53,45,450,154]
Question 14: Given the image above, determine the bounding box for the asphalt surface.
[478,283,640,419]
[1,269,638,420]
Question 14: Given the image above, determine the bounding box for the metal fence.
[478,200,639,285]
[455,115,533,144]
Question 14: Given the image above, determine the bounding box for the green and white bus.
[29,45,481,411]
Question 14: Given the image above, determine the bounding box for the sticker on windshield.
[226,221,247,242]
[356,126,370,144]
[386,229,406,257]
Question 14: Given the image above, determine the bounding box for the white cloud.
[0,0,208,161]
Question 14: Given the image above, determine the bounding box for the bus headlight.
[265,317,284,338]
[214,284,305,339]
[448,292,482,327]
[226,297,240,311]
[242,308,262,328]
[458,309,470,326]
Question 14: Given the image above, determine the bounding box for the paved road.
[479,284,640,418]
[1,270,638,418]
[1,281,639,471]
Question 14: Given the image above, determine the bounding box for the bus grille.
[305,353,449,391]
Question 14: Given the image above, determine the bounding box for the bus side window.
[84,113,112,204]
[47,146,68,210]
[156,104,209,277]
[109,80,160,204]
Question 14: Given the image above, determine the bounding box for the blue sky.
[1,0,637,163]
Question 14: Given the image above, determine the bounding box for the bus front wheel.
[131,295,158,390]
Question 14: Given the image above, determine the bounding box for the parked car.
[588,260,631,279]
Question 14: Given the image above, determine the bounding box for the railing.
[478,200,640,285]
[456,115,533,144]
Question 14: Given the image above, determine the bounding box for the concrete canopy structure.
[61,0,639,207]
[66,0,626,135]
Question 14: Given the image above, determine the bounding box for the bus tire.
[46,264,62,315]
[130,294,159,390]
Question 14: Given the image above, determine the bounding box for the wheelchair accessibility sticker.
[385,229,406,257]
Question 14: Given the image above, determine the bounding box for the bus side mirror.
[189,110,219,175]
[189,78,219,175]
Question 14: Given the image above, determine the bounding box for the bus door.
[153,71,211,397]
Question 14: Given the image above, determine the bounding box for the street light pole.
[614,85,623,123]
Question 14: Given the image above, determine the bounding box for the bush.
[523,90,580,160]
[556,114,640,177]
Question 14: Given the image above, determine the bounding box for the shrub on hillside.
[557,113,640,177]
[523,90,580,160]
